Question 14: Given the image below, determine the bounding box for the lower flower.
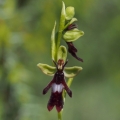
[42,59,72,112]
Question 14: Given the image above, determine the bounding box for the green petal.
[51,21,57,61]
[37,63,56,76]
[57,45,67,61]
[64,66,83,78]
[65,6,75,20]
[63,28,84,42]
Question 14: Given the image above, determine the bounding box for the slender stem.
[67,78,73,87]
[58,111,63,120]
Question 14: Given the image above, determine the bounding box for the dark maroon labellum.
[43,59,72,112]
[66,42,83,62]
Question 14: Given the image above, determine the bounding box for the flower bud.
[65,7,75,20]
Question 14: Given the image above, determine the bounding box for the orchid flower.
[37,46,82,112]
[42,59,72,112]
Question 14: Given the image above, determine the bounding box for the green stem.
[67,78,73,87]
[58,111,63,120]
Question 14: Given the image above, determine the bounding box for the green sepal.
[51,21,57,61]
[64,66,83,78]
[65,6,75,20]
[69,18,77,24]
[63,28,84,42]
[64,18,78,30]
[57,45,67,61]
[37,63,56,76]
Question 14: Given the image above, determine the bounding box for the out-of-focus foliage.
[0,0,120,120]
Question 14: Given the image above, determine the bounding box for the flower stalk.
[58,111,62,120]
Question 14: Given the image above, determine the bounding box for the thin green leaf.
[59,1,66,31]
[51,21,57,61]
[37,63,56,76]
[64,66,83,78]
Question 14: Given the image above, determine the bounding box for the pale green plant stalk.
[58,111,63,120]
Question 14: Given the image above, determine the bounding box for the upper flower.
[60,4,84,62]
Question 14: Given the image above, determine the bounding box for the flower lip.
[66,42,83,62]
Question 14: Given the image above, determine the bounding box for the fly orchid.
[43,59,72,112]
[37,2,84,119]
[37,47,82,112]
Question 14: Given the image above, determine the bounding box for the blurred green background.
[0,0,120,120]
